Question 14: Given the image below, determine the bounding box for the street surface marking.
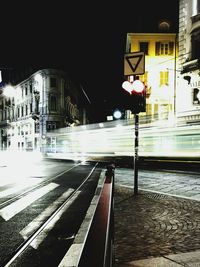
[30,190,82,249]
[0,180,40,198]
[20,188,74,239]
[0,183,59,221]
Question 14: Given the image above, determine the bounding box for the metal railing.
[78,164,115,267]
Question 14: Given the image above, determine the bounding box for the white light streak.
[0,183,58,221]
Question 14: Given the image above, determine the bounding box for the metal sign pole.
[134,113,139,195]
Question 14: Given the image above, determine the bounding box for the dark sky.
[1,1,179,119]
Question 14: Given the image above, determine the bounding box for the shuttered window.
[155,42,174,55]
[160,71,169,86]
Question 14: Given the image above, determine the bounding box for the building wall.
[177,0,200,122]
[0,69,88,151]
[127,32,177,120]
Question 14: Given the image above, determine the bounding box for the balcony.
[181,58,200,73]
[0,120,11,127]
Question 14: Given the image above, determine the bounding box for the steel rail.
[0,163,81,209]
[2,162,99,267]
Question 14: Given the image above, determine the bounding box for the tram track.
[0,161,103,267]
[0,162,81,209]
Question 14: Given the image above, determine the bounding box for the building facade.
[0,69,89,151]
[126,30,178,121]
[177,0,200,123]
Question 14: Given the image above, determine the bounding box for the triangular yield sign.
[126,55,143,72]
[124,52,145,76]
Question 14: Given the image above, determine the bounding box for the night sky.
[1,1,179,121]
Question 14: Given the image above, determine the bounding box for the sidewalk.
[114,168,200,267]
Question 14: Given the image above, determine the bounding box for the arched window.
[50,96,57,111]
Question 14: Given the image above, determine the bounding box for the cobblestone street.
[114,169,200,267]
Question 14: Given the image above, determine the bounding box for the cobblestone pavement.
[114,169,200,267]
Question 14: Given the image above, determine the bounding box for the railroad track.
[0,161,106,266]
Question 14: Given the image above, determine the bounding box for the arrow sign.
[124,52,145,76]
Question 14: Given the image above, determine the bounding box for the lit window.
[160,71,169,86]
[139,71,148,85]
[192,0,200,15]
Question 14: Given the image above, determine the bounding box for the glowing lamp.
[122,80,145,94]
[132,80,145,93]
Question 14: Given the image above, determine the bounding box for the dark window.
[30,82,32,93]
[169,42,174,55]
[191,32,200,59]
[50,77,57,87]
[155,42,160,55]
[50,96,57,111]
[26,105,28,115]
[193,88,200,105]
[139,42,149,55]
[21,106,24,117]
[30,103,32,113]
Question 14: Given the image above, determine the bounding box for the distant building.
[0,69,89,151]
[177,0,200,123]
[126,24,178,121]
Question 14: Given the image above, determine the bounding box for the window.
[25,105,28,115]
[47,122,57,131]
[50,77,57,87]
[30,82,32,93]
[191,31,200,60]
[21,106,24,117]
[50,96,57,111]
[25,85,28,95]
[139,42,149,55]
[160,71,169,86]
[192,0,200,15]
[193,88,200,104]
[155,42,174,55]
[139,71,148,85]
[30,103,32,113]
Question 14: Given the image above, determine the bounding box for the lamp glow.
[3,85,16,97]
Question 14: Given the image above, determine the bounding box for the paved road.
[114,167,200,267]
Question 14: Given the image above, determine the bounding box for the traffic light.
[122,78,146,114]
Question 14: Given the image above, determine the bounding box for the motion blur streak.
[45,118,200,158]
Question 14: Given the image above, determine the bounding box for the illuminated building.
[0,69,89,151]
[177,0,200,123]
[126,25,178,121]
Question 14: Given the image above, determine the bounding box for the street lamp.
[2,85,16,98]
[113,109,122,119]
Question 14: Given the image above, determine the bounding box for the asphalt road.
[0,154,103,266]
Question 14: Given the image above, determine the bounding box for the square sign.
[124,51,145,76]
